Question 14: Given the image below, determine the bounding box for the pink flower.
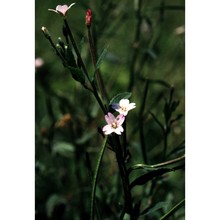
[48,3,76,17]
[111,99,136,116]
[102,113,125,135]
[86,9,92,27]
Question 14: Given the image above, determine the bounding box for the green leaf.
[65,44,77,67]
[163,101,171,123]
[141,202,169,217]
[130,168,173,189]
[128,164,166,173]
[96,48,108,71]
[148,79,171,88]
[167,141,185,158]
[171,100,180,112]
[66,65,85,84]
[46,194,66,218]
[122,213,130,220]
[52,141,75,157]
[79,37,85,53]
[159,199,185,220]
[92,48,108,81]
[75,130,96,145]
[128,155,185,174]
[109,92,132,105]
[130,164,184,189]
[90,136,108,220]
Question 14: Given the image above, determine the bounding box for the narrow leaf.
[130,164,184,189]
[46,194,66,218]
[148,79,171,88]
[52,141,75,157]
[96,48,108,71]
[90,136,108,220]
[159,199,185,220]
[128,155,185,174]
[66,65,85,84]
[141,202,169,216]
[109,92,132,105]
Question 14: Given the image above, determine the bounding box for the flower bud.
[41,26,51,39]
[86,9,92,27]
[58,37,65,48]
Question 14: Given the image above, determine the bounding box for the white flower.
[48,3,76,17]
[111,99,136,116]
[102,113,125,135]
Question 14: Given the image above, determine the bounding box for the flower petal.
[119,99,130,106]
[127,103,136,111]
[56,5,69,15]
[119,109,128,116]
[48,9,59,14]
[116,114,125,126]
[114,126,124,135]
[105,112,115,124]
[111,103,120,111]
[102,125,113,135]
[68,3,76,9]
[55,5,61,9]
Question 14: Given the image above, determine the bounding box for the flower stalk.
[113,135,135,220]
[86,9,109,102]
[63,18,107,114]
[41,27,66,64]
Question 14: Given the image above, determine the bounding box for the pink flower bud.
[86,9,92,27]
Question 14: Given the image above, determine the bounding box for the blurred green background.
[35,0,185,219]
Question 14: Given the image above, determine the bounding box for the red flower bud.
[86,9,92,27]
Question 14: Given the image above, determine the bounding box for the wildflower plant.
[36,1,185,220]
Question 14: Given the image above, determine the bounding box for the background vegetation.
[35,0,185,219]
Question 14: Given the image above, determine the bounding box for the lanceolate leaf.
[128,164,166,173]
[141,202,169,217]
[109,92,132,105]
[95,48,108,71]
[128,155,185,174]
[148,79,171,88]
[66,65,85,84]
[90,136,108,220]
[46,194,66,218]
[130,165,184,189]
[159,199,185,220]
[52,141,75,157]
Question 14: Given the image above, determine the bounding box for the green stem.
[128,0,142,91]
[159,198,185,220]
[139,79,150,163]
[114,136,136,220]
[149,111,168,161]
[163,130,168,161]
[64,19,90,81]
[87,27,108,102]
[64,19,107,114]
[90,136,108,220]
[122,118,127,160]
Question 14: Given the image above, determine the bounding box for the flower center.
[111,122,117,128]
[121,106,127,112]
